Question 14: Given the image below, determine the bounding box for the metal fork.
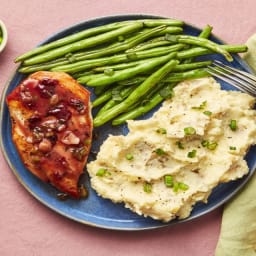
[206,60,256,97]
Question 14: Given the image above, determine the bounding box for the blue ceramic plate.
[1,14,256,230]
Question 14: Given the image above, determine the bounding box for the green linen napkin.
[215,34,256,256]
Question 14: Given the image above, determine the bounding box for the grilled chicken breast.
[6,71,93,198]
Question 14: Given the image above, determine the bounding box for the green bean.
[112,92,164,125]
[112,65,210,89]
[115,19,184,28]
[183,25,213,64]
[148,26,183,36]
[81,52,177,86]
[93,58,179,126]
[77,54,181,81]
[93,84,113,96]
[93,62,138,73]
[199,24,213,38]
[15,22,132,62]
[127,39,173,52]
[172,35,233,61]
[92,83,127,107]
[72,70,95,79]
[91,88,113,107]
[18,60,67,73]
[163,68,210,82]
[138,19,184,27]
[129,28,182,47]
[97,85,136,115]
[217,44,248,52]
[51,44,183,74]
[176,45,247,60]
[109,60,211,81]
[22,22,144,65]
[116,76,146,87]
[173,60,212,71]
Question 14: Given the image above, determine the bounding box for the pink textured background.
[0,1,255,255]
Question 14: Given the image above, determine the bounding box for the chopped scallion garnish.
[178,182,189,191]
[154,148,166,156]
[184,127,196,136]
[96,168,108,177]
[201,140,218,150]
[143,182,152,193]
[187,149,197,158]
[229,119,237,131]
[203,110,212,116]
[112,87,123,101]
[159,85,174,99]
[229,146,237,150]
[207,142,218,150]
[172,181,189,192]
[125,153,134,160]
[192,101,207,110]
[164,175,173,187]
[175,141,184,149]
[156,127,167,134]
[173,182,179,192]
[201,140,209,147]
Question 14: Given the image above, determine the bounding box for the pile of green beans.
[15,19,248,127]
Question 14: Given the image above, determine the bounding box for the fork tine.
[211,61,256,90]
[207,61,256,96]
[207,67,256,95]
[212,60,256,84]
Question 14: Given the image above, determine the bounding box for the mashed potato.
[87,77,256,222]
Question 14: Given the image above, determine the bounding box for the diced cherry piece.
[45,132,58,145]
[41,78,58,86]
[28,114,42,129]
[69,98,85,113]
[47,102,71,122]
[36,78,58,98]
